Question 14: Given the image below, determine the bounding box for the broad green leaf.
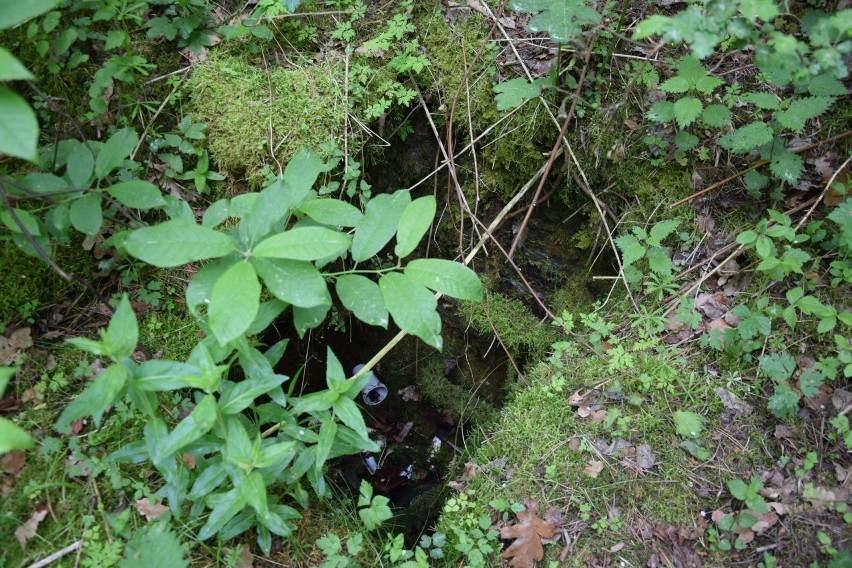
[673,97,703,128]
[632,14,670,39]
[659,76,690,94]
[701,104,732,127]
[493,77,548,110]
[0,417,34,453]
[740,92,780,110]
[335,274,388,328]
[325,346,346,391]
[242,180,290,243]
[759,351,796,382]
[218,373,287,414]
[799,367,825,398]
[614,234,646,265]
[190,461,228,498]
[0,87,39,161]
[209,261,260,345]
[239,471,269,515]
[739,0,779,21]
[253,258,330,308]
[253,227,350,261]
[133,360,204,391]
[94,127,138,180]
[0,367,14,396]
[69,192,103,237]
[246,300,288,336]
[281,147,325,207]
[718,122,773,154]
[197,488,247,541]
[404,259,482,301]
[315,420,337,470]
[679,439,710,460]
[0,48,33,80]
[55,364,129,432]
[293,303,330,337]
[0,207,42,235]
[66,143,94,188]
[0,0,60,29]
[379,272,442,349]
[332,395,369,440]
[776,97,834,133]
[395,195,436,258]
[158,395,217,458]
[299,198,363,227]
[743,171,769,193]
[807,74,847,97]
[769,151,804,184]
[674,130,699,151]
[351,190,411,262]
[768,384,799,419]
[125,220,235,267]
[103,294,138,361]
[509,0,601,43]
[646,101,675,123]
[648,220,680,245]
[21,172,68,194]
[104,29,127,50]
[107,180,166,210]
[673,410,704,439]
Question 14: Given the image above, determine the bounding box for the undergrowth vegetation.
[0,0,850,567]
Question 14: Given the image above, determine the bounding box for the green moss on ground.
[185,54,346,188]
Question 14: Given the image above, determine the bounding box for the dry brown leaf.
[584,460,604,478]
[394,421,414,443]
[2,451,26,476]
[500,500,555,568]
[589,409,607,422]
[462,461,478,480]
[136,498,169,521]
[398,385,422,402]
[568,437,581,451]
[15,506,47,548]
[0,328,32,365]
[181,453,196,470]
[236,545,253,568]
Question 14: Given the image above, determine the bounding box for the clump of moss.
[185,54,346,187]
[459,292,558,361]
[415,357,496,426]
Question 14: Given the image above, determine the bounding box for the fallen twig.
[27,540,83,568]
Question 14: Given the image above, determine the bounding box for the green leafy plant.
[0,366,33,453]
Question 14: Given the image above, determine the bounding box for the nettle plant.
[635,0,850,189]
[49,148,482,552]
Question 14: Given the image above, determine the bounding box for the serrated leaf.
[807,74,847,96]
[679,439,710,460]
[125,220,235,267]
[351,190,411,262]
[509,0,602,43]
[743,170,769,192]
[769,151,804,184]
[740,92,780,110]
[253,258,330,308]
[95,127,138,179]
[404,259,483,301]
[120,519,188,568]
[659,76,690,94]
[776,97,834,132]
[0,87,39,162]
[107,180,166,210]
[649,220,680,245]
[694,75,724,94]
[614,234,646,265]
[632,15,670,39]
[768,384,799,419]
[395,196,436,258]
[673,410,704,439]
[379,272,442,349]
[739,0,779,21]
[646,246,673,274]
[674,130,699,151]
[673,97,703,128]
[702,104,732,127]
[493,77,549,110]
[333,395,369,440]
[718,122,773,154]
[646,101,675,123]
[336,274,388,328]
[209,261,260,345]
[253,227,350,261]
[799,367,825,398]
[759,351,796,382]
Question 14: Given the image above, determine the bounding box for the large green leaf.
[66,142,94,188]
[133,360,205,392]
[332,396,369,440]
[107,180,166,210]
[379,272,442,349]
[395,195,436,258]
[0,0,60,29]
[252,258,330,308]
[0,48,33,81]
[335,274,388,328]
[208,261,260,345]
[404,259,483,301]
[125,220,235,267]
[55,364,129,432]
[281,147,325,207]
[293,303,330,337]
[493,77,549,111]
[299,198,363,227]
[509,0,601,43]
[94,127,138,180]
[351,190,411,262]
[218,373,287,414]
[0,417,34,453]
[102,294,138,361]
[253,227,350,261]
[0,87,39,161]
[157,395,218,458]
[69,192,103,237]
[197,488,247,541]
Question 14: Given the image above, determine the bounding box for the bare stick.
[27,540,83,568]
[794,154,852,232]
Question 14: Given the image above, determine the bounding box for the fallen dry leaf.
[236,545,253,568]
[500,499,555,568]
[15,506,48,548]
[462,461,478,480]
[0,327,32,365]
[394,421,414,443]
[2,451,26,476]
[135,498,169,521]
[181,453,196,470]
[398,385,422,402]
[584,460,604,478]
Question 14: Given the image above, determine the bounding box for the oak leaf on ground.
[15,506,47,548]
[500,499,556,568]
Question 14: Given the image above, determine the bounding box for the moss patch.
[186,54,346,188]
